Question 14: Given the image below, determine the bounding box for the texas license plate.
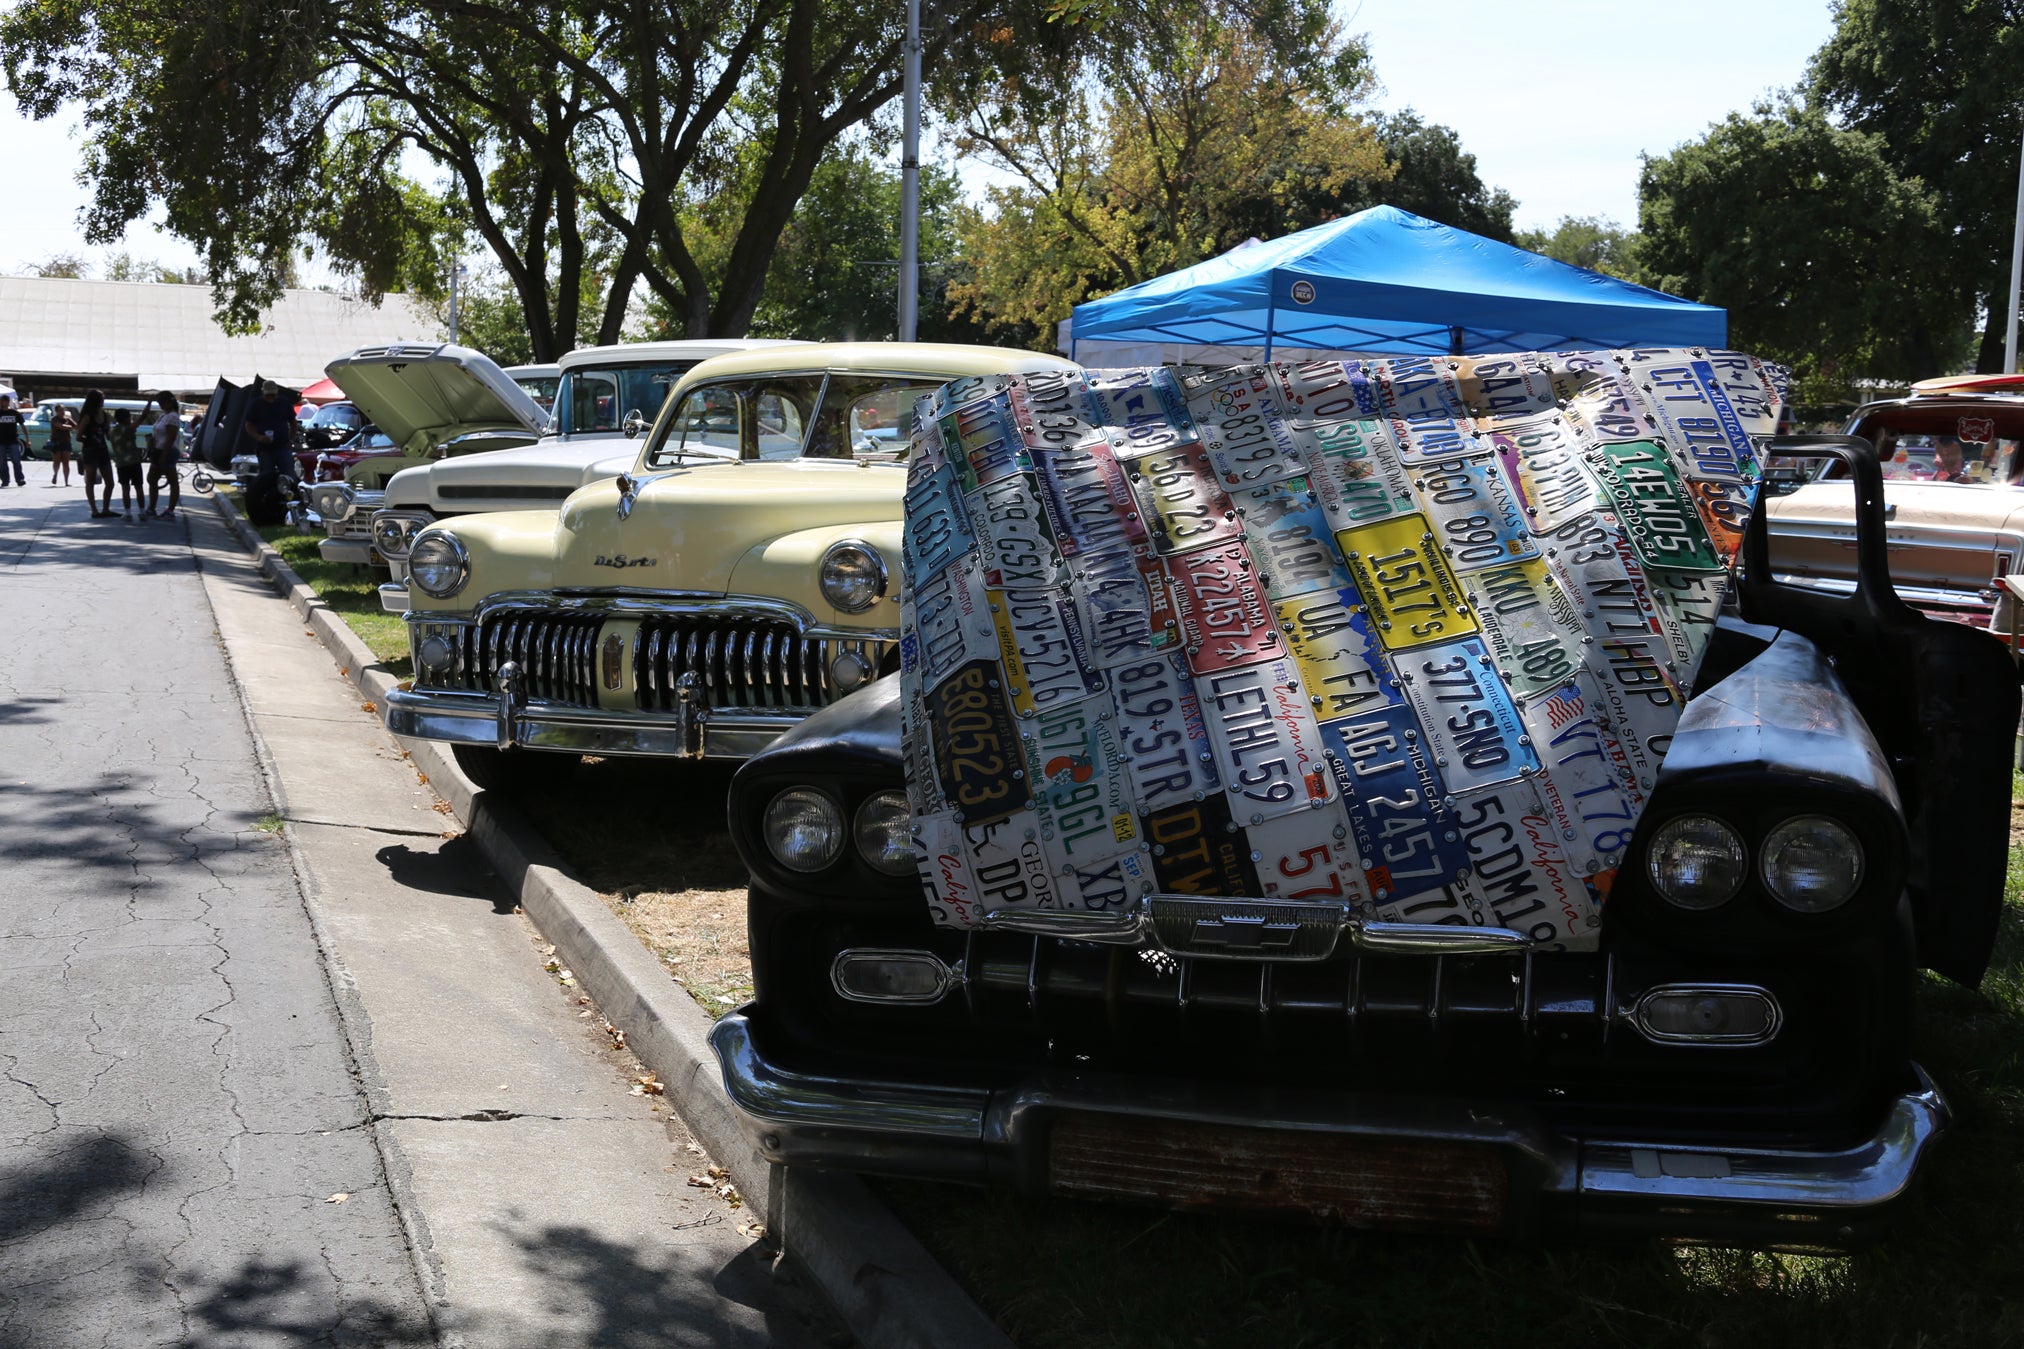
[989,587,1104,717]
[1241,812,1372,908]
[1320,706,1471,903]
[973,471,1067,589]
[1034,436,1146,559]
[1146,795,1261,895]
[1586,441,1722,571]
[1460,557,1584,700]
[1087,368,1198,459]
[1395,636,1538,794]
[1235,477,1352,600]
[1112,652,1223,812]
[1166,539,1283,673]
[1486,415,1602,534]
[1022,700,1140,867]
[1198,656,1335,825]
[1339,512,1479,651]
[1449,778,1592,947]
[1407,453,1540,572]
[925,660,1033,826]
[1271,588,1400,721]
[1127,442,1244,553]
[1301,417,1416,529]
[903,458,977,583]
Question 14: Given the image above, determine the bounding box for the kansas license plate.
[1199,656,1335,824]
[903,458,977,583]
[1146,795,1261,895]
[1320,706,1471,902]
[903,559,996,686]
[1395,636,1538,795]
[1087,368,1198,459]
[1271,589,1400,721]
[1112,652,1223,813]
[1338,512,1479,651]
[1449,779,1592,947]
[972,471,1067,589]
[1127,442,1244,553]
[1166,539,1283,673]
[926,660,1032,826]
[1586,441,1721,571]
[1035,436,1146,559]
[1023,700,1140,867]
[1301,417,1415,529]
[1408,453,1540,572]
[1235,477,1353,600]
[1486,415,1601,534]
[1460,557,1584,700]
[989,588,1104,717]
[1241,812,1372,908]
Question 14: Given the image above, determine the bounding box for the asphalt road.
[0,483,836,1347]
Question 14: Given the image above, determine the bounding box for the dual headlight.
[371,511,433,561]
[820,541,887,613]
[309,483,354,522]
[1645,813,1864,914]
[763,788,914,876]
[407,532,470,599]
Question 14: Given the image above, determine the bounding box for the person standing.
[47,403,74,486]
[109,409,143,519]
[76,390,114,516]
[0,395,24,486]
[243,380,296,473]
[146,392,183,521]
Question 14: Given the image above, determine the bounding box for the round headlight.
[311,485,353,520]
[1645,814,1747,910]
[408,533,469,599]
[1761,816,1862,913]
[820,541,887,613]
[764,789,845,873]
[372,515,409,555]
[853,791,916,876]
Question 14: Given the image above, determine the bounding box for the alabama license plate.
[1586,441,1722,571]
[1112,652,1223,813]
[989,588,1104,717]
[1460,557,1584,700]
[972,471,1067,589]
[1127,442,1244,554]
[1486,415,1602,534]
[925,660,1033,826]
[1166,539,1283,673]
[1242,812,1372,908]
[1407,453,1540,572]
[1271,589,1400,721]
[1198,656,1336,825]
[903,458,977,583]
[1087,367,1198,459]
[1035,436,1146,559]
[1339,512,1479,651]
[1320,705,1470,903]
[1146,795,1260,896]
[1395,636,1538,794]
[1301,417,1416,529]
[1235,477,1353,600]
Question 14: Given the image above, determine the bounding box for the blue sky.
[0,1,1837,278]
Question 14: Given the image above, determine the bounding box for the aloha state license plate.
[1112,652,1223,813]
[1166,539,1284,673]
[1587,630,1683,795]
[1338,512,1479,651]
[940,394,1029,494]
[1585,441,1722,572]
[1023,700,1141,868]
[903,558,997,687]
[1127,442,1244,554]
[903,457,977,584]
[1486,415,1603,535]
[1407,453,1540,572]
[1633,357,1761,483]
[989,587,1105,717]
[1086,367,1198,459]
[1519,674,1645,872]
[1235,477,1353,600]
[925,659,1033,827]
[972,470,1067,589]
[1450,778,1593,947]
[1300,417,1416,529]
[1319,705,1471,904]
[1272,589,1401,722]
[1242,812,1373,909]
[1075,544,1182,667]
[1035,436,1147,559]
[1272,359,1370,424]
[1146,795,1261,896]
[1460,557,1584,700]
[1455,353,1556,424]
[1395,636,1538,795]
[1198,656,1336,825]
[1009,367,1105,454]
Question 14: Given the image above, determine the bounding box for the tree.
[1339,112,1517,241]
[1810,0,2024,371]
[25,252,90,279]
[2,0,1045,354]
[1637,99,1970,399]
[1513,216,1638,279]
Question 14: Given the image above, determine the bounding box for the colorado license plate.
[903,458,977,583]
[972,471,1067,589]
[1585,441,1722,571]
[1198,656,1335,824]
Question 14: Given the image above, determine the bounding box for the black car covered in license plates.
[706,354,2018,1247]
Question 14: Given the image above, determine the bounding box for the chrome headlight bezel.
[852,790,916,876]
[370,510,433,561]
[1645,813,1748,911]
[310,483,355,521]
[407,532,470,599]
[763,788,846,874]
[819,540,888,613]
[1760,815,1864,913]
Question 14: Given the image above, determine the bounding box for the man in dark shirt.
[0,395,25,486]
[243,380,297,475]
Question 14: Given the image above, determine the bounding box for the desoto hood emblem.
[594,553,657,569]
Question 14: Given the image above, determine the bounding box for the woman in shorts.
[146,392,182,520]
[109,410,143,518]
[76,390,114,516]
[47,403,74,486]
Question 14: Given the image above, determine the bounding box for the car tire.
[451,744,580,795]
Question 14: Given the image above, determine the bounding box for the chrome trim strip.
[828,949,964,1006]
[1629,983,1784,1046]
[709,1013,987,1139]
[978,902,1541,957]
[378,582,411,614]
[385,686,807,761]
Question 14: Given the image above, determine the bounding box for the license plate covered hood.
[898,351,1781,952]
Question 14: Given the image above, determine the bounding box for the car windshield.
[644,375,941,466]
[514,375,559,414]
[557,362,698,436]
[1814,403,2024,486]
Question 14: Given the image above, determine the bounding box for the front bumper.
[318,537,378,566]
[709,1011,1949,1248]
[384,685,807,760]
[379,582,411,613]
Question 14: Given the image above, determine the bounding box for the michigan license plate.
[1199,656,1335,824]
[1320,706,1470,902]
[1166,539,1283,673]
[1339,513,1479,651]
[1128,442,1243,554]
[1408,453,1540,572]
[1633,357,1760,482]
[1395,636,1537,794]
[1112,652,1222,812]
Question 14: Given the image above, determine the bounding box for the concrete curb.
[207,494,1012,1349]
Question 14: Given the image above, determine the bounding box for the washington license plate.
[1199,657,1335,825]
[1339,513,1479,651]
[1112,652,1223,813]
[1166,539,1282,673]
[1128,442,1243,553]
[903,458,976,583]
[1395,636,1537,795]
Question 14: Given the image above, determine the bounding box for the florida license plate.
[1198,656,1335,825]
[1338,513,1479,651]
[1112,652,1223,813]
[1394,636,1538,795]
[1127,442,1244,554]
[1022,700,1140,867]
[1166,539,1283,673]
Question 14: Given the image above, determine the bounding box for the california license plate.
[1339,513,1479,651]
[1320,706,1470,903]
[903,458,977,583]
[1241,812,1372,908]
[1486,415,1602,534]
[1407,453,1540,572]
[1449,779,1592,947]
[925,660,1033,826]
[1235,477,1352,600]
[972,471,1067,589]
[1022,699,1141,867]
[903,559,996,686]
[1146,795,1260,895]
[1586,441,1722,571]
[1035,436,1147,559]
[1271,589,1400,721]
[1198,656,1335,824]
[1395,636,1538,794]
[1087,368,1198,459]
[1460,557,1584,699]
[1272,359,1371,424]
[1301,417,1415,528]
[1112,652,1223,812]
[1127,442,1243,554]
[1166,539,1283,673]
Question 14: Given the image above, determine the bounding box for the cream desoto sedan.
[384,342,1078,787]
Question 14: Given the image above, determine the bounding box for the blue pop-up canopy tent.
[1067,206,1725,359]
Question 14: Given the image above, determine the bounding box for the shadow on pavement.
[173,1259,433,1347]
[0,774,267,879]
[0,1131,157,1247]
[375,835,516,914]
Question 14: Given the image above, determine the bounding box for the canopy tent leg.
[1262,297,1276,362]
[1449,325,1465,356]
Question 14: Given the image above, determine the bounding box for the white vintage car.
[383,342,1079,783]
[350,339,803,610]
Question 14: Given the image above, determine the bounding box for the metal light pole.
[448,259,463,345]
[898,0,921,342]
[2007,113,2024,373]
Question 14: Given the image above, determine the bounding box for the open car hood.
[326,343,549,457]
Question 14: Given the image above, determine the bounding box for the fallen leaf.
[579,1009,594,1018]
[325,1192,349,1204]
[687,1173,713,1188]
[735,1217,766,1240]
[707,1165,727,1180]
[431,800,452,814]
[415,772,428,785]
[360,702,377,714]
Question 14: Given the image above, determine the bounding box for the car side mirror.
[622,408,649,439]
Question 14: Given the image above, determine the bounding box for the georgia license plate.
[1271,588,1400,721]
[1449,778,1592,947]
[1486,415,1602,535]
[1585,441,1722,571]
[972,470,1067,589]
[926,660,1033,826]
[1455,353,1555,423]
[1300,417,1416,529]
[1112,652,1223,813]
[1519,674,1644,871]
[1272,359,1371,424]
[1338,512,1479,651]
[1407,453,1540,572]
[1127,442,1244,553]
[1022,699,1140,867]
[1633,357,1761,483]
[1460,556,1584,700]
[1035,436,1147,559]
[1198,656,1336,825]
[1052,849,1154,914]
[903,558,996,686]
[1166,539,1284,673]
[1395,636,1538,795]
[1146,794,1260,895]
[989,587,1105,717]
[1087,367,1198,459]
[1320,705,1471,903]
[1241,812,1372,908]
[903,458,977,583]
[1235,477,1353,600]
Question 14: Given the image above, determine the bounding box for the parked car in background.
[384,342,1079,785]
[299,400,367,452]
[364,339,803,611]
[23,397,160,458]
[505,363,560,417]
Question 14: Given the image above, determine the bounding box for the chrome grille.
[633,616,886,711]
[455,610,604,706]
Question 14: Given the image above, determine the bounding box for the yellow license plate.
[1337,512,1478,651]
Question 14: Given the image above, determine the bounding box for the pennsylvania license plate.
[1486,415,1602,535]
[972,471,1067,589]
[1111,652,1223,813]
[1166,539,1284,673]
[1460,557,1584,700]
[1127,442,1244,554]
[1234,477,1353,600]
[1320,705,1471,903]
[925,660,1033,826]
[1271,589,1400,721]
[1338,513,1479,651]
[1585,441,1721,571]
[1035,436,1147,559]
[1146,795,1260,896]
[989,588,1105,716]
[1198,656,1336,825]
[1538,513,1666,647]
[903,457,977,583]
[1087,367,1198,459]
[1395,636,1538,795]
[1407,453,1540,572]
